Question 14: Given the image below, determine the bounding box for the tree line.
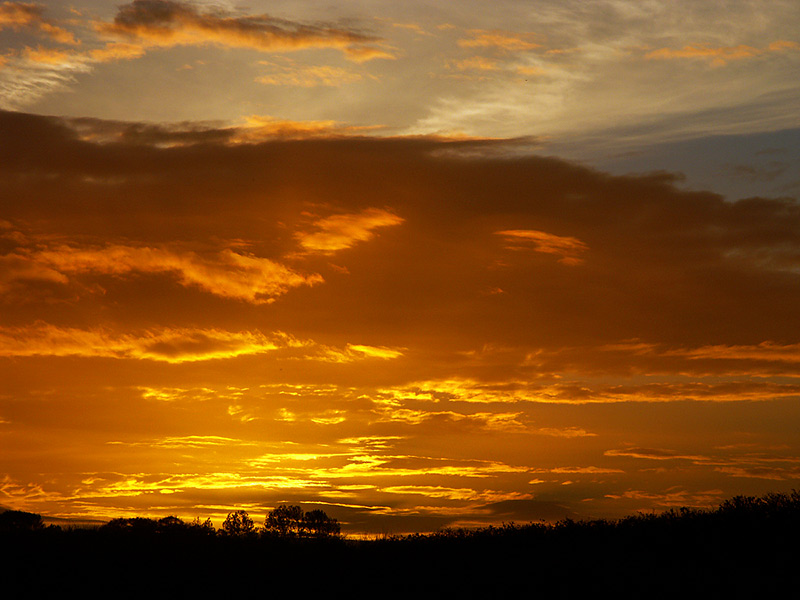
[2,491,799,597]
[0,504,340,538]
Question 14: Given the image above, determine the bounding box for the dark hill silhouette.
[1,492,798,598]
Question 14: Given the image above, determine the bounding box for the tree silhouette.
[0,510,44,532]
[221,510,255,536]
[263,505,340,538]
[264,504,305,536]
[304,509,341,537]
[190,516,215,534]
[101,516,158,534]
[157,515,187,533]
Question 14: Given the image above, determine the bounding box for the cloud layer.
[2,109,800,532]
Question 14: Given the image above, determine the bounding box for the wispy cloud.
[496,229,588,265]
[0,324,289,362]
[458,29,541,52]
[605,447,710,461]
[449,56,500,72]
[664,342,800,364]
[256,62,366,87]
[24,244,322,303]
[0,323,410,366]
[645,40,800,66]
[95,0,392,62]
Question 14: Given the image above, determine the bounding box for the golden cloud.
[603,489,725,509]
[645,40,800,66]
[342,45,396,63]
[21,45,78,65]
[234,115,382,141]
[0,324,292,362]
[74,472,326,498]
[380,485,530,503]
[535,427,597,438]
[604,447,709,461]
[347,344,404,360]
[450,56,500,71]
[496,229,588,265]
[665,342,800,363]
[714,465,800,481]
[256,64,365,87]
[458,29,541,52]
[0,323,412,367]
[88,42,147,62]
[303,455,530,479]
[33,244,322,303]
[110,435,257,448]
[515,65,546,77]
[296,207,404,253]
[530,466,625,474]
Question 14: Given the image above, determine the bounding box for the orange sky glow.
[1,0,800,535]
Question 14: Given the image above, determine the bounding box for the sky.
[1,0,799,535]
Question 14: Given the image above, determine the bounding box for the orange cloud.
[88,42,147,62]
[645,40,800,66]
[530,466,624,474]
[270,454,529,480]
[603,489,725,510]
[714,465,800,481]
[21,45,77,65]
[33,244,322,303]
[233,115,384,142]
[379,485,529,503]
[0,2,77,44]
[665,342,800,363]
[283,342,405,364]
[535,427,596,438]
[605,447,709,461]
[0,324,290,362]
[458,29,541,52]
[95,0,391,62]
[450,56,500,71]
[516,65,546,77]
[0,252,68,291]
[496,229,588,265]
[0,322,411,366]
[342,45,396,63]
[347,344,405,360]
[256,64,365,87]
[297,208,404,253]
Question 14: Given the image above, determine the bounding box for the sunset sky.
[2,0,800,534]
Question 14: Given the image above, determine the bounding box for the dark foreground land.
[2,491,799,598]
